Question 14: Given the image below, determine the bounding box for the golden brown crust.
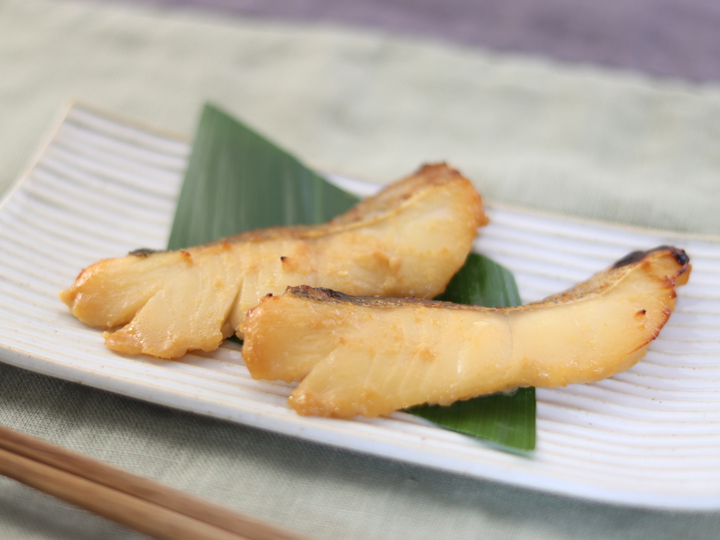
[200,163,487,247]
[243,246,691,418]
[283,246,691,313]
[536,246,690,305]
[59,163,488,359]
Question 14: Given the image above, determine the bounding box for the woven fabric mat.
[1,0,720,538]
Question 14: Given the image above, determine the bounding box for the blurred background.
[90,0,720,81]
[5,0,720,233]
[2,1,720,540]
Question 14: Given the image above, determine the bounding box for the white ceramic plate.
[3,103,720,510]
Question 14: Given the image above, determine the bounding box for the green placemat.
[1,0,720,539]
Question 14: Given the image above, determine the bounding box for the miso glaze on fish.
[242,247,690,418]
[60,164,488,359]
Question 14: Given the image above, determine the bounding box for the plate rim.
[3,100,720,512]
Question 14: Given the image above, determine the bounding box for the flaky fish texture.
[59,163,488,359]
[242,247,691,418]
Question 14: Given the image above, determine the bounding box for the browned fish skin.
[242,247,690,418]
[59,163,487,359]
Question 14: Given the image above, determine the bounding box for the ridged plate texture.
[2,103,719,510]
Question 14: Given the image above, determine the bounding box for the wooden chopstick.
[0,424,313,540]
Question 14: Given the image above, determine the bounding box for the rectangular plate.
[3,103,720,510]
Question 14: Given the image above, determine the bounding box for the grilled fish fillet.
[242,247,691,418]
[59,164,488,359]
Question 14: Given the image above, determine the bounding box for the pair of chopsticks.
[0,423,312,540]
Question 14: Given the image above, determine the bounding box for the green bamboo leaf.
[434,252,522,309]
[168,103,359,250]
[169,103,535,452]
[407,254,536,452]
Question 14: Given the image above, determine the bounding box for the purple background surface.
[92,0,720,82]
